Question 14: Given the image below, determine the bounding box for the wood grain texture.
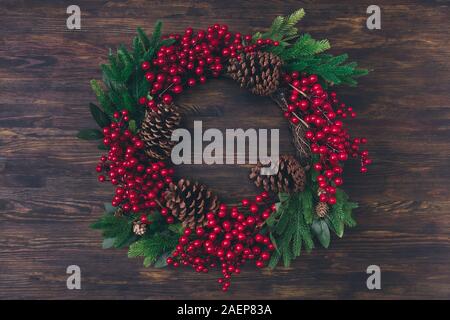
[0,0,449,300]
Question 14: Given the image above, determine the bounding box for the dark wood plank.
[0,0,449,299]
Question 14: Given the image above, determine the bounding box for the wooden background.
[0,0,449,300]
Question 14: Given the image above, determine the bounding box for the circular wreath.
[78,9,371,291]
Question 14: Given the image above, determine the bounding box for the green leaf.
[102,237,116,249]
[91,213,135,249]
[311,219,330,248]
[89,103,111,128]
[98,143,108,150]
[154,251,172,268]
[77,129,103,140]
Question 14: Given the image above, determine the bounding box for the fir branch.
[86,22,169,130]
[300,188,314,224]
[255,8,369,87]
[267,174,358,268]
[281,8,305,36]
[257,8,305,42]
[89,103,111,128]
[77,128,103,140]
[90,212,136,249]
[268,190,314,268]
[128,232,178,267]
[280,34,330,61]
[286,53,369,86]
[90,80,114,115]
[137,27,151,50]
[325,188,358,237]
[150,21,163,48]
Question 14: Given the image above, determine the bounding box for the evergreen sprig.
[78,22,169,140]
[90,205,183,268]
[255,9,368,87]
[267,185,358,268]
[285,53,369,86]
[126,210,182,267]
[266,190,314,268]
[128,232,178,267]
[90,204,138,249]
[253,8,305,43]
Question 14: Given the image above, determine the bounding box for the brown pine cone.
[249,155,306,193]
[315,202,329,218]
[114,208,123,217]
[133,221,146,236]
[138,103,181,160]
[227,51,283,96]
[164,179,220,229]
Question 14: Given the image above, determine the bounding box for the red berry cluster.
[138,24,278,110]
[167,192,275,291]
[283,72,372,205]
[96,110,174,222]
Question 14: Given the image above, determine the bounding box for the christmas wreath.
[78,9,371,291]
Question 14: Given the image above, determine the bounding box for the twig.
[288,83,310,100]
[158,82,175,97]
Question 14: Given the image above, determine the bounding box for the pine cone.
[164,179,220,229]
[227,51,283,96]
[315,202,329,218]
[249,155,306,193]
[133,221,146,236]
[138,103,181,160]
[114,208,123,217]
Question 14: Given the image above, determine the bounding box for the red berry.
[162,94,173,104]
[166,216,174,224]
[172,85,183,94]
[334,177,343,186]
[187,78,196,86]
[139,96,147,105]
[261,252,270,261]
[141,61,150,70]
[328,197,337,205]
[145,72,155,82]
[309,75,318,83]
[140,214,148,224]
